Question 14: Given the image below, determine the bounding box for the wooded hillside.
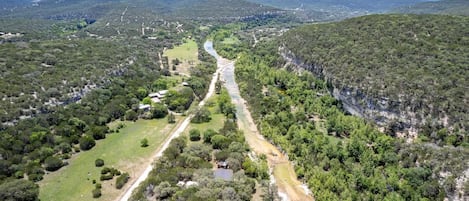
[280,14,468,141]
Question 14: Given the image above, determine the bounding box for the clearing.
[39,118,179,201]
[163,38,198,76]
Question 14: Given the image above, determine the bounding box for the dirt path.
[118,45,224,201]
[205,41,313,201]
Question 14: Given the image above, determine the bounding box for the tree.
[189,129,201,141]
[184,143,212,161]
[167,112,176,123]
[92,188,101,198]
[141,138,149,147]
[136,87,148,100]
[44,156,64,171]
[211,135,230,149]
[151,104,168,119]
[0,179,39,201]
[153,79,168,90]
[95,159,105,167]
[203,129,217,143]
[191,107,211,123]
[125,109,138,121]
[154,181,175,200]
[142,97,152,105]
[116,173,130,189]
[79,135,96,151]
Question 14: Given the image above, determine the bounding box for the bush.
[101,167,111,174]
[44,156,64,171]
[211,135,230,149]
[100,174,113,181]
[151,104,168,119]
[191,107,211,123]
[125,109,138,121]
[95,183,102,189]
[95,159,104,167]
[141,138,149,147]
[214,150,230,161]
[167,112,176,123]
[0,179,39,201]
[189,129,201,141]
[115,173,130,189]
[79,135,96,151]
[203,129,217,143]
[92,188,101,198]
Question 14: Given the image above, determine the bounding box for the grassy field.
[39,118,180,201]
[163,39,199,76]
[221,36,240,45]
[185,96,225,137]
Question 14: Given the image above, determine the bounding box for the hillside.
[280,14,468,143]
[395,0,469,16]
[249,0,431,11]
[247,0,436,21]
[1,0,278,20]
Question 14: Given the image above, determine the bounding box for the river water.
[204,41,313,201]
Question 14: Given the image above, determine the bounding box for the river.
[204,41,313,201]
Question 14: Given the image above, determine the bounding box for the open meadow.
[39,118,180,201]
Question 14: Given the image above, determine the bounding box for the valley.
[0,0,468,201]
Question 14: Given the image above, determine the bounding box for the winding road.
[205,41,313,201]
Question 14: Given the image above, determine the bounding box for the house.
[151,97,161,103]
[158,90,169,96]
[149,92,165,99]
[182,82,189,87]
[139,104,151,112]
[148,92,160,98]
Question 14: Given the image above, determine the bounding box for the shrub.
[189,129,201,141]
[44,156,64,171]
[101,167,111,174]
[115,173,130,189]
[203,129,217,143]
[100,174,113,181]
[211,135,230,149]
[214,150,230,161]
[125,109,138,121]
[141,138,149,147]
[151,104,168,118]
[79,135,96,151]
[191,107,211,123]
[92,188,101,198]
[95,159,104,167]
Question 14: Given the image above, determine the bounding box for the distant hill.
[280,14,469,140]
[247,0,435,21]
[394,0,469,16]
[0,0,278,20]
[249,0,432,11]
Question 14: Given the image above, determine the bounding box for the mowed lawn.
[163,39,198,75]
[186,96,225,135]
[39,118,178,201]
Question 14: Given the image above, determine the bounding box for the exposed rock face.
[279,46,431,137]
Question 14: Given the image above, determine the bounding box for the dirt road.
[118,44,224,201]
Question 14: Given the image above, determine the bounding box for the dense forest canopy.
[234,35,468,201]
[280,14,469,139]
